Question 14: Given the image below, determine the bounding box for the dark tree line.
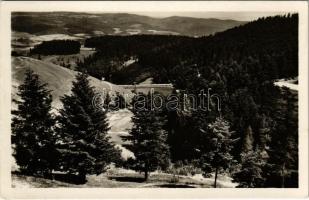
[77,35,194,83]
[84,35,193,58]
[30,40,81,55]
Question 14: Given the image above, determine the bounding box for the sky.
[132,12,288,21]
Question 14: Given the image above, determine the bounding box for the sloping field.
[12,56,131,109]
[107,109,134,159]
[39,49,95,70]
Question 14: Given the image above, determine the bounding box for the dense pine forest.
[30,40,81,55]
[12,14,298,188]
[78,14,297,84]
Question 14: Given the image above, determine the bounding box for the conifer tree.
[109,92,127,111]
[266,87,298,187]
[242,125,254,153]
[233,149,266,187]
[56,72,120,183]
[233,121,267,187]
[199,117,234,188]
[103,92,111,111]
[12,69,56,176]
[116,92,127,109]
[122,93,170,181]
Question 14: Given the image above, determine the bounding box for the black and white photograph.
[0,1,308,198]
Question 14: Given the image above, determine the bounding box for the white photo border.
[0,1,308,198]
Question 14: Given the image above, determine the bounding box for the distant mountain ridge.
[12,12,246,36]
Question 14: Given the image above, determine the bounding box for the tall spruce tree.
[232,122,267,187]
[265,87,298,187]
[199,117,234,188]
[12,69,56,176]
[56,72,120,183]
[122,93,170,181]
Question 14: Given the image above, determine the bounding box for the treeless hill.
[11,56,132,110]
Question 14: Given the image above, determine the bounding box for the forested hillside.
[78,14,297,85]
[77,14,298,187]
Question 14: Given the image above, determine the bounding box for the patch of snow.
[86,15,100,18]
[138,78,153,85]
[274,78,298,91]
[130,24,142,28]
[116,144,135,159]
[80,47,95,51]
[126,29,141,35]
[74,33,87,37]
[113,28,122,34]
[123,59,136,67]
[93,30,104,35]
[147,30,180,35]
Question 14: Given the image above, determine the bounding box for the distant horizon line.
[13,11,290,22]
